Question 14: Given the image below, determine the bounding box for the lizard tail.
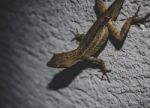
[47,49,82,68]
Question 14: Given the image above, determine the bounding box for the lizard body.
[47,17,110,68]
[47,0,124,67]
[47,0,150,81]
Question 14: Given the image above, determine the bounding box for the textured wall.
[0,0,150,108]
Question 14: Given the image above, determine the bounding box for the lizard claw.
[100,69,111,83]
[131,6,150,24]
[133,5,141,18]
[71,29,85,42]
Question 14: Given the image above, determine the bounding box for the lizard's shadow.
[47,61,101,90]
[48,1,127,90]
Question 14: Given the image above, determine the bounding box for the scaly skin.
[47,0,150,82]
[47,0,125,68]
[46,17,110,68]
[96,0,150,42]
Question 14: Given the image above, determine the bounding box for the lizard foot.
[132,6,150,24]
[100,69,111,83]
[71,29,85,42]
[88,57,111,83]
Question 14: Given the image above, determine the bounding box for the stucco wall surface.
[0,0,150,108]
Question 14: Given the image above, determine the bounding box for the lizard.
[47,0,150,82]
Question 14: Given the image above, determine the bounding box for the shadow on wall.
[47,0,128,90]
[47,61,103,90]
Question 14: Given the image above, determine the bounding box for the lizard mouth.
[47,60,65,68]
[47,60,58,67]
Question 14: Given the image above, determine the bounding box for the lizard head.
[47,53,70,68]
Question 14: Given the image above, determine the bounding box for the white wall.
[0,0,150,108]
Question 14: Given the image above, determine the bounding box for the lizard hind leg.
[108,5,150,49]
[131,5,150,24]
[88,57,111,83]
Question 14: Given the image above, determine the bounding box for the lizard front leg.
[87,57,111,83]
[71,29,85,42]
